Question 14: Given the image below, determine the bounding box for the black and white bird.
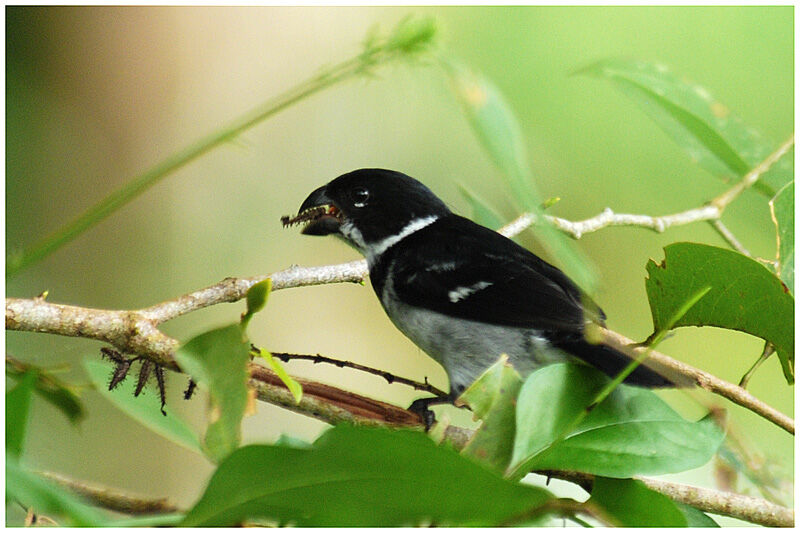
[284,169,678,421]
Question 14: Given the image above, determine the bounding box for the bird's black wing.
[385,215,603,332]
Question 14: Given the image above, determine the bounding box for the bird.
[283,168,679,424]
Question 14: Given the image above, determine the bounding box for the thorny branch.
[5,135,794,526]
[267,349,449,398]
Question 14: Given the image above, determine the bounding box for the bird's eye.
[352,187,369,208]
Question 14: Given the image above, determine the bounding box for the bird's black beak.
[281,184,343,236]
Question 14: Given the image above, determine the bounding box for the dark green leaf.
[443,58,597,294]
[770,181,794,294]
[646,242,794,383]
[241,279,271,330]
[83,358,202,454]
[588,477,687,527]
[509,363,724,479]
[6,454,107,526]
[580,59,793,196]
[183,425,553,527]
[174,324,251,462]
[458,356,522,473]
[6,371,37,459]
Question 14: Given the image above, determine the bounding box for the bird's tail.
[555,338,689,388]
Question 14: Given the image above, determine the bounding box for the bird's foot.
[408,398,438,431]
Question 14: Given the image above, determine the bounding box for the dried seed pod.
[154,364,167,416]
[108,359,132,391]
[135,359,153,397]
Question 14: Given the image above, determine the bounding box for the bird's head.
[283,169,451,259]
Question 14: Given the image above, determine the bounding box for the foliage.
[508,363,724,479]
[646,242,794,382]
[5,15,792,528]
[578,58,793,197]
[182,425,554,527]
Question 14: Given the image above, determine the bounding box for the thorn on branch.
[266,349,448,398]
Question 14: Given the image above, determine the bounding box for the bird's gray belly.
[381,297,567,395]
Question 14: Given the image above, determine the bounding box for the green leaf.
[6,454,107,526]
[588,477,687,527]
[770,181,794,294]
[509,363,724,479]
[458,184,505,231]
[183,425,554,527]
[6,361,85,424]
[241,278,271,330]
[83,358,202,454]
[443,58,597,294]
[646,242,795,383]
[252,348,303,404]
[174,324,251,462]
[106,513,185,527]
[580,59,793,197]
[458,355,522,473]
[444,61,536,209]
[241,280,302,402]
[676,503,720,527]
[6,371,37,459]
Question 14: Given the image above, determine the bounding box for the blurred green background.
[6,5,793,521]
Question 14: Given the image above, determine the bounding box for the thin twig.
[6,18,438,277]
[266,350,449,398]
[537,470,793,527]
[709,219,752,256]
[501,134,794,244]
[38,471,181,515]
[601,329,794,435]
[710,134,795,210]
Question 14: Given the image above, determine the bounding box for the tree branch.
[600,329,794,435]
[38,471,180,515]
[267,350,449,398]
[7,292,792,435]
[503,134,793,242]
